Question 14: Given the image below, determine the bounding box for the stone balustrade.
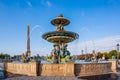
[74,62,111,77]
[40,64,65,76]
[4,62,38,76]
[39,62,74,77]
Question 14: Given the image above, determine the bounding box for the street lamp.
[117,43,119,60]
[81,50,83,55]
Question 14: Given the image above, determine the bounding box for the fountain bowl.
[42,31,79,43]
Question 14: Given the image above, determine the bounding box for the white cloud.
[26,1,32,7]
[41,0,52,7]
[46,1,52,7]
[80,27,90,33]
[68,35,120,55]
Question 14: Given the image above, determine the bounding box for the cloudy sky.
[0,0,120,56]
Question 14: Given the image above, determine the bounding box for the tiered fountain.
[4,14,117,77]
[42,14,79,63]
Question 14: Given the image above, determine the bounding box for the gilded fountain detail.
[42,14,79,63]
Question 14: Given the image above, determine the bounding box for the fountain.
[42,14,79,63]
[4,14,117,77]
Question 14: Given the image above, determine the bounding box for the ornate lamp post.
[117,43,119,60]
[81,50,84,55]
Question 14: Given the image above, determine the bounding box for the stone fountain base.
[4,61,117,77]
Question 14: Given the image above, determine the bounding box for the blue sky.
[0,0,120,56]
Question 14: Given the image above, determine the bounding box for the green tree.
[102,52,109,59]
[0,52,10,59]
[108,50,117,59]
[97,52,103,59]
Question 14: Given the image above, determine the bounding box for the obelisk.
[26,25,31,58]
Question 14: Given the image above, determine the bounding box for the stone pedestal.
[110,60,117,72]
[27,62,38,76]
[64,62,74,77]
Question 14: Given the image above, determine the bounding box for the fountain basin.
[4,61,117,77]
[42,31,79,43]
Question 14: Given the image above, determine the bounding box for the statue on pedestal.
[49,43,70,63]
[21,53,26,62]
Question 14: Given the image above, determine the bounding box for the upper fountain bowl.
[51,14,70,26]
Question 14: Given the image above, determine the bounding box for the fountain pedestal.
[64,62,75,77]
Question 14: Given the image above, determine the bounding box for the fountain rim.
[42,31,79,40]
